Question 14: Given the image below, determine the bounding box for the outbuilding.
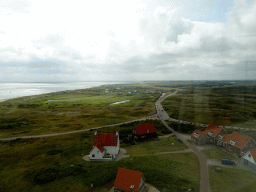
[241,149,256,170]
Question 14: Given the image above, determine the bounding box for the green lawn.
[202,148,238,161]
[209,165,256,192]
[125,135,188,155]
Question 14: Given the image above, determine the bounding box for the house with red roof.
[89,131,119,160]
[216,132,256,157]
[241,149,256,170]
[113,167,147,192]
[191,124,228,145]
[132,123,157,140]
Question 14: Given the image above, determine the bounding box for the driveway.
[207,159,256,172]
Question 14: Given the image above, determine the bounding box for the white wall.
[104,146,119,155]
[90,146,105,159]
[243,152,256,164]
[139,177,145,189]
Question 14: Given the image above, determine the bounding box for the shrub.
[33,167,58,184]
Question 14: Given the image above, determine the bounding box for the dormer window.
[218,135,223,139]
[194,133,199,138]
[230,140,236,146]
[208,132,213,136]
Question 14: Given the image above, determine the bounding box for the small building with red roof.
[89,131,119,160]
[132,123,157,140]
[190,124,228,146]
[241,149,256,170]
[113,167,147,192]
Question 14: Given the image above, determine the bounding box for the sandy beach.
[0,99,9,103]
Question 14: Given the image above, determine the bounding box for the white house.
[89,131,119,160]
[241,149,256,170]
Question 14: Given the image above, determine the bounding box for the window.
[194,133,199,138]
[92,154,95,157]
[228,147,232,151]
[249,154,251,158]
[97,151,99,153]
[230,140,236,146]
[208,132,213,136]
[223,142,225,146]
[218,135,223,139]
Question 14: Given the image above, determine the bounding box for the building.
[216,132,256,157]
[113,167,147,192]
[191,124,256,158]
[241,149,256,170]
[89,131,119,160]
[132,123,157,140]
[190,124,228,145]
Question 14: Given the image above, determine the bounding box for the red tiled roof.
[113,168,144,191]
[95,143,105,153]
[203,124,223,137]
[249,149,256,162]
[134,123,156,135]
[93,132,118,146]
[224,132,251,148]
[191,129,205,141]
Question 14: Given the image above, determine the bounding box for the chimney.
[130,185,134,192]
[95,131,97,136]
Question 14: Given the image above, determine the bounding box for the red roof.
[95,143,105,153]
[224,132,251,148]
[93,132,118,146]
[249,149,256,162]
[203,124,223,137]
[190,129,205,140]
[113,168,144,192]
[134,123,156,135]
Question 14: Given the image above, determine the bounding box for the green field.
[0,83,175,138]
[162,86,256,126]
[0,123,198,192]
[126,135,188,155]
[202,148,238,161]
[209,165,256,192]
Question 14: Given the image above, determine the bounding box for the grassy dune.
[0,83,174,138]
[162,86,256,126]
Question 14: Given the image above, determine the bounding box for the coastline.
[0,84,109,103]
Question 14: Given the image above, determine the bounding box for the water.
[0,81,136,100]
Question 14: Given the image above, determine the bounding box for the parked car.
[221,158,236,165]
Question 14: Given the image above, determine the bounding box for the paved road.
[156,92,210,192]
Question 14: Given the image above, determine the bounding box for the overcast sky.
[1,0,256,82]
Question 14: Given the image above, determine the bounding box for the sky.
[0,0,256,82]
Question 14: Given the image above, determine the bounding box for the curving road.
[156,92,210,192]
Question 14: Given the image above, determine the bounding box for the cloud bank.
[0,0,256,81]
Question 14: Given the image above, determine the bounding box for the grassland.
[209,165,256,192]
[202,148,238,161]
[125,135,188,155]
[0,122,198,192]
[0,83,175,138]
[162,85,256,126]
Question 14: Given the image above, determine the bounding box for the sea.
[0,81,137,101]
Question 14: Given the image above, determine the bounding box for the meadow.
[162,85,256,126]
[0,121,198,192]
[0,83,174,138]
